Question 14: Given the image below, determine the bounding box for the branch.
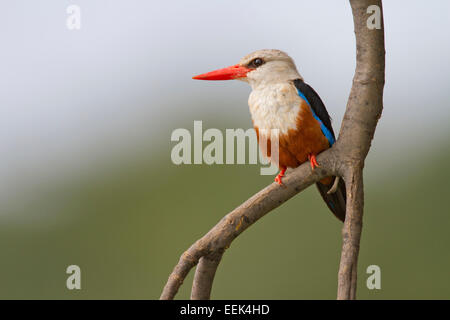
[160,0,385,300]
[336,0,385,299]
[191,251,223,299]
[160,150,339,300]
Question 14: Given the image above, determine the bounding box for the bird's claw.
[308,154,320,170]
[274,167,287,185]
[275,175,283,185]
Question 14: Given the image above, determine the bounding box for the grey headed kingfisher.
[193,49,346,222]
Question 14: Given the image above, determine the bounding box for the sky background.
[1,1,450,299]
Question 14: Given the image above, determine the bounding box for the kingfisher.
[193,49,346,222]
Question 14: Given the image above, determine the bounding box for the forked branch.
[160,0,384,300]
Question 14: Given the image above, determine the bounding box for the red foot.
[275,167,287,185]
[308,154,320,170]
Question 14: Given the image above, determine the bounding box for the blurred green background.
[1,1,450,299]
[1,121,450,299]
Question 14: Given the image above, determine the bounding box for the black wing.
[293,79,345,222]
[293,79,336,141]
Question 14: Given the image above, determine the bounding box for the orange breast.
[255,100,330,169]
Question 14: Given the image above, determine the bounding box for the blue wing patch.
[296,88,335,146]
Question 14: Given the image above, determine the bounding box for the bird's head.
[193,49,302,89]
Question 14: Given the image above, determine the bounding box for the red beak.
[192,64,252,80]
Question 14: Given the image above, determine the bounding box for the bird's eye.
[248,58,264,68]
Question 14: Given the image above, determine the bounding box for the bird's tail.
[316,177,346,222]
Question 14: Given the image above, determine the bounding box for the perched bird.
[193,49,346,222]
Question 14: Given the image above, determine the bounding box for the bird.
[192,49,346,222]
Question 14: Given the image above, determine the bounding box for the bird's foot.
[308,154,320,170]
[274,167,287,185]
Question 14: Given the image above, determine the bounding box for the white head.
[193,49,302,89]
[238,49,302,88]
